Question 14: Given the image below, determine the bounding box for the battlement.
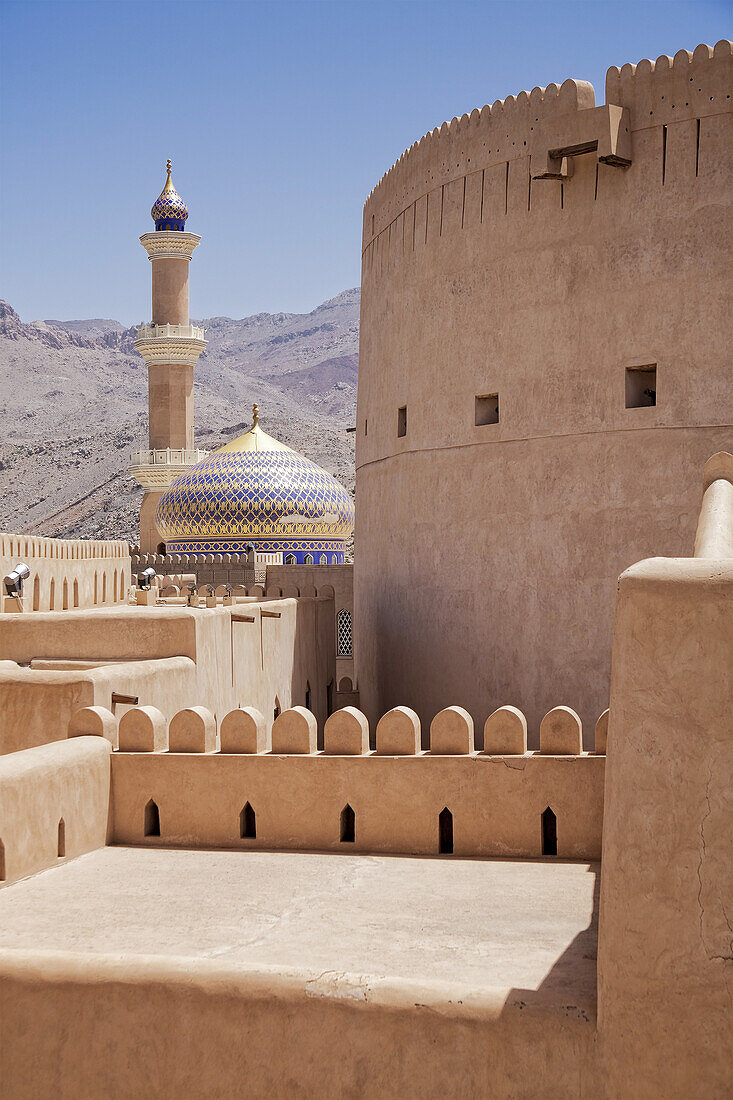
[363,76,594,239]
[0,532,130,614]
[0,532,127,560]
[605,40,732,130]
[362,40,731,244]
[60,700,608,863]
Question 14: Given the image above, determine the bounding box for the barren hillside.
[0,292,359,544]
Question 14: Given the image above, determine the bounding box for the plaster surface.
[355,47,733,746]
[0,846,598,1002]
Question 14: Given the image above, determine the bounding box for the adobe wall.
[355,42,733,745]
[132,548,256,588]
[0,532,129,613]
[111,746,604,860]
[0,597,336,754]
[0,736,111,885]
[0,952,598,1100]
[267,563,354,687]
[136,554,355,692]
[596,457,733,1095]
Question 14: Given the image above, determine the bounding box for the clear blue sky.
[1,0,728,324]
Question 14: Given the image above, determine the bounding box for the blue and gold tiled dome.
[156,406,354,563]
[151,159,189,231]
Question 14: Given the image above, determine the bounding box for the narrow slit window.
[0,839,5,881]
[305,681,311,711]
[475,393,499,426]
[397,405,407,437]
[144,799,160,838]
[240,802,256,839]
[625,365,657,408]
[439,807,453,854]
[340,804,355,843]
[541,807,557,856]
[57,818,65,857]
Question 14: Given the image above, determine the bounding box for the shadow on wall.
[503,864,599,1015]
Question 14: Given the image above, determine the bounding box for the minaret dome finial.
[252,403,259,426]
[151,160,188,231]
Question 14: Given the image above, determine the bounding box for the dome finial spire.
[252,403,259,427]
[151,161,188,231]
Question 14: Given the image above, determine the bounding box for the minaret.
[129,161,208,553]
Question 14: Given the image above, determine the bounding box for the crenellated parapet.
[605,40,732,131]
[0,531,130,613]
[362,39,731,248]
[363,77,595,242]
[88,699,608,859]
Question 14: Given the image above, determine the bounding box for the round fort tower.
[355,42,733,745]
[128,161,208,552]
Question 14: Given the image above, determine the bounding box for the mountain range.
[0,291,359,547]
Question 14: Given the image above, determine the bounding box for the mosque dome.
[155,406,354,563]
[151,160,189,231]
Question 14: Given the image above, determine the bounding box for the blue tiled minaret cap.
[151,160,189,231]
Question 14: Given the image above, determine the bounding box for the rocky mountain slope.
[0,292,359,546]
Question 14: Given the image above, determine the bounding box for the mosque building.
[129,164,354,564]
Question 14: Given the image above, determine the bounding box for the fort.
[0,39,731,1100]
[356,40,731,742]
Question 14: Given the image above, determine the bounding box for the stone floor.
[0,847,598,1005]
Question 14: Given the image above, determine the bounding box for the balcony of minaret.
[133,322,207,367]
[128,446,210,491]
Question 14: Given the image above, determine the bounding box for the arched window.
[285,554,296,565]
[337,609,352,657]
[340,804,355,843]
[33,576,40,611]
[319,554,327,565]
[144,799,160,838]
[102,573,107,602]
[50,578,55,610]
[304,553,314,565]
[113,571,118,603]
[73,579,79,607]
[62,578,69,610]
[240,802,256,839]
[157,542,166,555]
[57,818,66,857]
[94,573,98,604]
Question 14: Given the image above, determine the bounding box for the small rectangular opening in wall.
[397,405,407,437]
[625,365,657,408]
[475,393,499,425]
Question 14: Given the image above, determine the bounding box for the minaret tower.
[128,161,208,552]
